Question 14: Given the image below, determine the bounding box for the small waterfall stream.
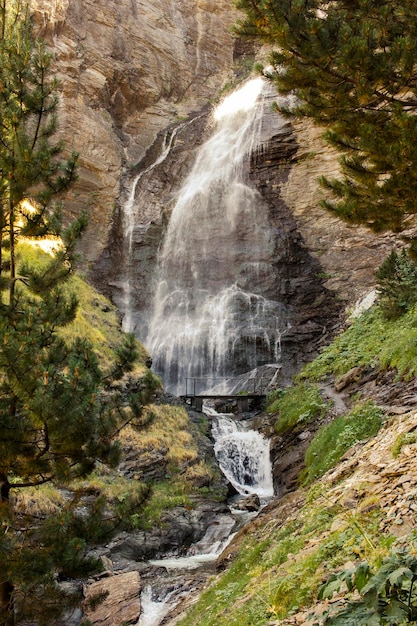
[208,407,274,499]
[137,404,274,626]
[121,122,190,333]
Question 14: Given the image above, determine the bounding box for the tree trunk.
[0,473,10,501]
[0,474,14,625]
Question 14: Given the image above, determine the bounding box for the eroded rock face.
[30,0,240,267]
[280,119,399,307]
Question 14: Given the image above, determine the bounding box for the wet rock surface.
[107,500,231,563]
[30,0,240,267]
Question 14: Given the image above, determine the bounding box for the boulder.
[83,571,141,626]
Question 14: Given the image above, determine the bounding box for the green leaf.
[354,562,372,592]
[385,598,409,622]
[318,577,343,600]
[388,566,413,587]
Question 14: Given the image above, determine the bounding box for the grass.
[177,490,393,626]
[120,404,199,471]
[300,303,417,382]
[131,481,193,530]
[119,403,220,528]
[302,401,383,485]
[391,431,417,458]
[267,382,329,434]
[299,307,385,381]
[16,242,150,375]
[12,483,66,516]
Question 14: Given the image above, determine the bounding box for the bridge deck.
[180,393,266,412]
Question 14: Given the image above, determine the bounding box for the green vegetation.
[391,432,417,459]
[376,249,417,320]
[302,401,383,485]
[318,543,417,624]
[299,308,385,381]
[120,403,222,529]
[0,2,158,622]
[299,302,417,383]
[178,488,393,625]
[267,382,329,434]
[131,481,192,530]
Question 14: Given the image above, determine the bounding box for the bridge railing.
[184,376,263,397]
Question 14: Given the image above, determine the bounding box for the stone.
[234,494,261,512]
[334,366,365,392]
[83,571,141,626]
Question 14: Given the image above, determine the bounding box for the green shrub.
[376,248,417,320]
[267,383,329,435]
[391,432,417,458]
[318,544,417,624]
[302,401,383,485]
[378,306,417,380]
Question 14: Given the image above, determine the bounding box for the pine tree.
[234,0,417,237]
[0,2,150,623]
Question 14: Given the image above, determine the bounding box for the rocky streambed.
[75,399,274,626]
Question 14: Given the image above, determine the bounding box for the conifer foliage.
[0,2,147,623]
[234,0,417,235]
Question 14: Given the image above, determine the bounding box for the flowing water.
[137,404,273,625]
[121,123,190,333]
[131,78,279,624]
[145,77,285,395]
[207,407,274,499]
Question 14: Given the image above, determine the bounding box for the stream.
[136,403,274,625]
[121,77,281,624]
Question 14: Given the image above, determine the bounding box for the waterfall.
[121,124,189,333]
[137,587,174,626]
[207,406,274,498]
[145,77,285,395]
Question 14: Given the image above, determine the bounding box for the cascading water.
[129,79,281,626]
[136,405,274,626]
[207,407,274,498]
[145,78,285,395]
[121,124,189,333]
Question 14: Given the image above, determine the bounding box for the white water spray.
[136,586,176,626]
[146,78,284,394]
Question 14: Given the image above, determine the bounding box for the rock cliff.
[30,0,241,267]
[29,0,395,321]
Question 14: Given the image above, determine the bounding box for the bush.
[302,401,383,485]
[318,544,417,624]
[376,249,417,320]
[299,308,386,381]
[267,383,329,435]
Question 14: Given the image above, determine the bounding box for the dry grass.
[120,404,200,469]
[12,484,66,516]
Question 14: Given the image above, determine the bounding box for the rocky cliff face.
[280,119,398,307]
[28,1,398,380]
[30,0,394,312]
[30,0,241,267]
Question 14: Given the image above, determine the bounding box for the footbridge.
[180,377,267,413]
